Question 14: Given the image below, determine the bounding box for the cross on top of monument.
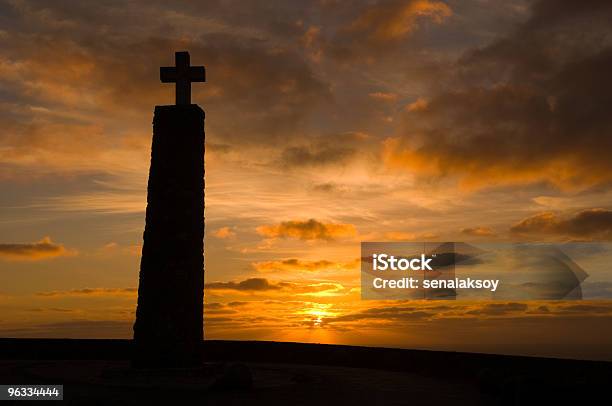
[160,51,206,105]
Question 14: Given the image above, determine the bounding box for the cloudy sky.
[1,0,612,360]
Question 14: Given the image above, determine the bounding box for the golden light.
[296,303,336,327]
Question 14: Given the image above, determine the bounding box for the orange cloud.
[256,219,356,241]
[253,258,359,273]
[349,0,452,42]
[300,25,323,62]
[205,277,349,297]
[286,281,348,297]
[461,227,496,237]
[99,242,142,256]
[405,97,428,112]
[381,231,439,241]
[382,136,611,191]
[385,3,612,191]
[323,0,453,60]
[0,237,74,261]
[369,92,398,102]
[211,226,236,239]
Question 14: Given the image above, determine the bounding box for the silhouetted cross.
[160,51,206,105]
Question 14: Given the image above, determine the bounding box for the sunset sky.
[1,0,612,361]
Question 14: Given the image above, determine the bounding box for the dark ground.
[0,339,610,405]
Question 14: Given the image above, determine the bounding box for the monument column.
[133,51,205,368]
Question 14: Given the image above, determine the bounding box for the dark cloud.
[321,0,452,60]
[0,4,332,161]
[319,304,479,327]
[323,306,434,324]
[187,34,331,144]
[530,305,551,314]
[227,301,249,307]
[206,143,232,154]
[556,304,612,314]
[205,277,346,295]
[256,219,356,240]
[205,302,225,310]
[465,302,528,316]
[320,302,612,329]
[0,237,71,260]
[280,144,355,168]
[511,208,612,240]
[0,0,474,179]
[277,132,369,169]
[36,287,137,297]
[205,277,281,291]
[388,0,612,189]
[0,320,132,338]
[311,183,339,193]
[205,308,238,315]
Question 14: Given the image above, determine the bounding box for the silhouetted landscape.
[1,338,611,405]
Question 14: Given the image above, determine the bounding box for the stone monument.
[133,51,205,368]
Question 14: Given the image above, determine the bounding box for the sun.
[296,303,336,328]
